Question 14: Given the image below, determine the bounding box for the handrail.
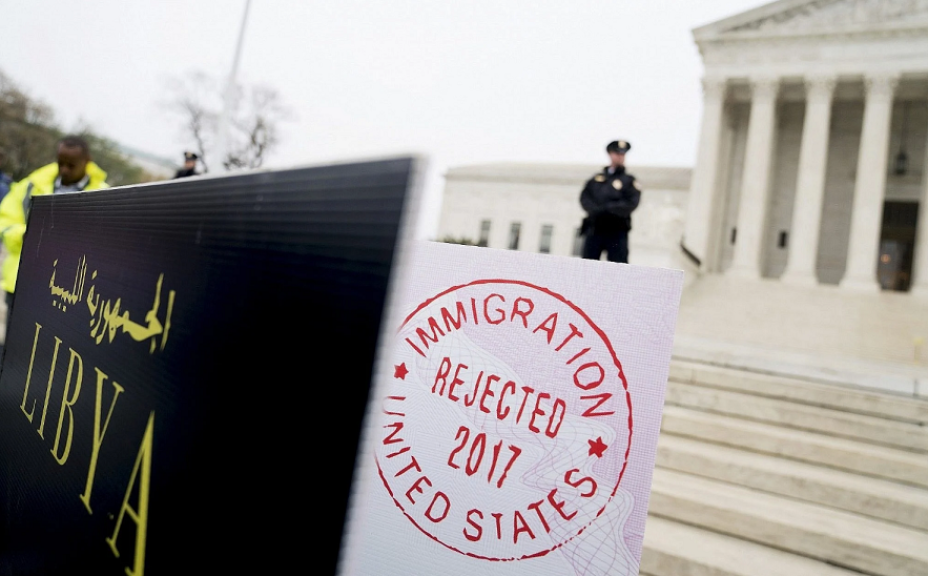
[679,240,701,267]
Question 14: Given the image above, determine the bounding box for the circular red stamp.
[375,279,632,562]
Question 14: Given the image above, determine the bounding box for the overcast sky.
[1,0,768,236]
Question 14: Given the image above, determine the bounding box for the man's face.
[183,159,196,169]
[608,151,626,167]
[57,144,89,185]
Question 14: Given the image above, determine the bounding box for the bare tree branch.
[162,71,291,173]
[161,71,219,173]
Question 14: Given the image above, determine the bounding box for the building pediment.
[695,0,928,42]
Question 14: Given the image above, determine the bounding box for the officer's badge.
[612,179,623,190]
[594,175,606,182]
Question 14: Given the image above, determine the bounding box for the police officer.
[579,140,641,263]
[174,151,199,178]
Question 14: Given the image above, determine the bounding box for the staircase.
[639,359,928,576]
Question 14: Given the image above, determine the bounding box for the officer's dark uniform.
[174,151,199,179]
[579,140,641,263]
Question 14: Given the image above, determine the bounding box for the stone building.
[652,3,928,575]
[684,0,928,293]
[667,0,928,390]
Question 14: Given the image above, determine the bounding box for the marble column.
[683,76,728,269]
[781,75,837,285]
[840,74,899,291]
[910,116,928,296]
[728,76,780,279]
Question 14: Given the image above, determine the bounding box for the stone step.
[661,405,928,488]
[670,359,928,424]
[657,434,928,531]
[649,469,928,576]
[666,380,928,452]
[641,515,864,576]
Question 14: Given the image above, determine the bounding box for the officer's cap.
[606,140,631,154]
[184,151,199,161]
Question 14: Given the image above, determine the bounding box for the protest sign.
[340,241,683,576]
[0,157,420,575]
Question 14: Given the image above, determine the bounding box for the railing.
[679,239,701,268]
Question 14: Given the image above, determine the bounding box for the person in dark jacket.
[579,140,641,263]
[174,151,199,178]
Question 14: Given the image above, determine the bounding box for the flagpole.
[218,0,252,171]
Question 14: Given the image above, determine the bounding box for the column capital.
[701,76,728,99]
[749,76,780,100]
[863,73,900,98]
[804,74,837,97]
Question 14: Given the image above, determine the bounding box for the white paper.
[340,241,684,576]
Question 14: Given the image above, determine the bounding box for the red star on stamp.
[588,436,608,458]
[394,362,409,380]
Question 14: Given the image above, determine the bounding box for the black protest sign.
[0,158,417,575]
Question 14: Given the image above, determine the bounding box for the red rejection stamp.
[375,279,632,562]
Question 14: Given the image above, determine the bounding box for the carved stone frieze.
[728,0,928,34]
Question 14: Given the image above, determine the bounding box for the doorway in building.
[877,201,918,291]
